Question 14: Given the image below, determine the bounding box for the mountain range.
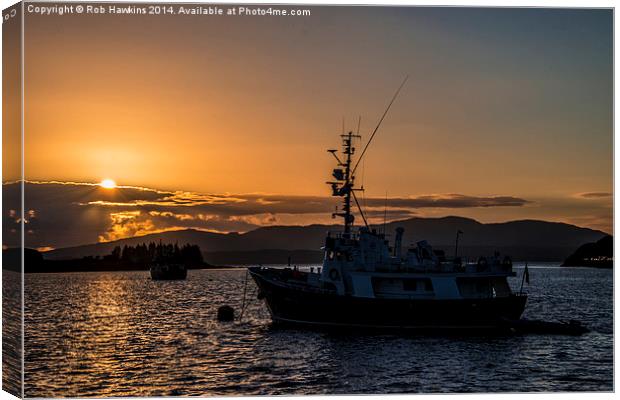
[43,216,607,264]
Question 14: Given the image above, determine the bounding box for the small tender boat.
[500,318,590,336]
[150,263,187,280]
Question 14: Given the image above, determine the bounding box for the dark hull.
[150,267,187,280]
[250,268,527,331]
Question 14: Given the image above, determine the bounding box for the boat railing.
[327,229,392,240]
[326,230,359,240]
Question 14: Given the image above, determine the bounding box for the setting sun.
[99,179,117,189]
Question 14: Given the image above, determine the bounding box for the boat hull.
[150,265,187,280]
[250,267,527,330]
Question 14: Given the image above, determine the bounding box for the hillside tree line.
[101,242,204,266]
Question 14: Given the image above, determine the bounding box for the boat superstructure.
[150,263,187,280]
[249,80,527,330]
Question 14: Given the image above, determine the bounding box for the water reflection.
[24,266,612,396]
[3,271,22,397]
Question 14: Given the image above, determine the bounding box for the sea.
[14,263,614,396]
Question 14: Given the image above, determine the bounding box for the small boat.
[249,79,528,331]
[500,318,590,336]
[150,263,187,280]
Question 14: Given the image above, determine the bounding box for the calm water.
[23,264,612,396]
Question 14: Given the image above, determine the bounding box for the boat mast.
[327,76,408,236]
[328,130,360,235]
[342,131,355,234]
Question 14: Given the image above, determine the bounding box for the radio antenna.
[352,76,408,175]
[383,191,388,235]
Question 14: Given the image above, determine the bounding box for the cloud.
[77,190,528,214]
[6,180,530,249]
[98,211,156,242]
[356,208,417,223]
[361,194,528,208]
[577,192,613,199]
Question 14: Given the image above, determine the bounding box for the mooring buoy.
[217,305,235,321]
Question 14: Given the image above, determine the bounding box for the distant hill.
[562,235,613,268]
[43,216,607,264]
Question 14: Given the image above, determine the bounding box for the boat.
[150,263,187,280]
[499,318,589,336]
[249,79,528,330]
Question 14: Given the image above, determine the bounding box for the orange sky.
[14,6,613,235]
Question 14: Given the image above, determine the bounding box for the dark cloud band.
[6,181,530,249]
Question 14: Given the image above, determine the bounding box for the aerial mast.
[327,76,408,236]
[341,130,355,234]
[327,130,360,235]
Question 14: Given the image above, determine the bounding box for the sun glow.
[100,179,117,189]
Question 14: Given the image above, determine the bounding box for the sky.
[10,6,614,249]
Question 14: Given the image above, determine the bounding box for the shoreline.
[12,263,614,274]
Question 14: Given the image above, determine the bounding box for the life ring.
[329,268,340,281]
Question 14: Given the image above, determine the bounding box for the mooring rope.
[238,268,249,322]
